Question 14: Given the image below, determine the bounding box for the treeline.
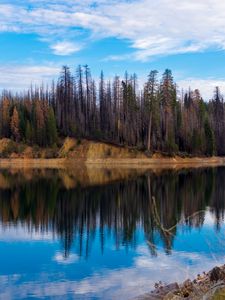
[0,65,224,155]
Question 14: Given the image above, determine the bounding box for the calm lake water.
[0,166,225,299]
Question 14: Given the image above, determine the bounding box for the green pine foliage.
[204,119,215,156]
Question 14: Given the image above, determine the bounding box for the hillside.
[1,138,225,170]
[0,137,146,160]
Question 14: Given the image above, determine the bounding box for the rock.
[179,279,195,298]
[157,283,179,297]
[164,292,183,300]
[182,290,189,297]
[183,279,192,288]
[210,267,225,282]
[135,266,225,300]
[134,293,162,299]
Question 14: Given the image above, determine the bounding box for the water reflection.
[0,167,224,258]
[1,167,225,299]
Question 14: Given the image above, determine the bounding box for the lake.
[0,166,225,299]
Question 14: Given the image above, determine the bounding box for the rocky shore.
[136,265,225,299]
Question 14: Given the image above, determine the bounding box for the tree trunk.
[147,111,152,151]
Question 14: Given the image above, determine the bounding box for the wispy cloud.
[178,78,225,100]
[50,41,82,56]
[0,63,224,100]
[1,1,225,59]
[1,0,225,96]
[0,64,60,90]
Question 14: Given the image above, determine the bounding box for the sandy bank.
[0,156,225,169]
[85,156,225,167]
[1,137,225,169]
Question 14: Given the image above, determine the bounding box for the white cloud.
[178,78,225,100]
[1,1,225,59]
[0,64,60,90]
[1,1,225,94]
[50,41,82,56]
[0,63,223,99]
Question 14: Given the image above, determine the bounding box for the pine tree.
[10,107,20,142]
[35,100,45,146]
[144,70,158,151]
[25,121,32,144]
[46,107,58,146]
[160,69,177,152]
[1,97,10,138]
[99,71,106,138]
[204,119,215,156]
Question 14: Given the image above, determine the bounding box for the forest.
[0,65,224,156]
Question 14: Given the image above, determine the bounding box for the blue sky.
[1,0,225,98]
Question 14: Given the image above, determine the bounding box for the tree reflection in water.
[0,167,224,259]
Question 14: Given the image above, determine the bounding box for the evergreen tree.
[25,121,32,144]
[144,70,159,151]
[1,97,11,138]
[160,69,177,152]
[46,107,58,146]
[204,119,215,156]
[10,107,20,142]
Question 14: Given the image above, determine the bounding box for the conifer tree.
[10,107,20,142]
[204,119,215,156]
[46,107,58,146]
[144,70,159,151]
[25,121,32,144]
[1,97,11,138]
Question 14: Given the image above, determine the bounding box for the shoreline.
[137,265,225,299]
[0,156,225,169]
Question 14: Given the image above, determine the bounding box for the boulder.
[210,267,225,282]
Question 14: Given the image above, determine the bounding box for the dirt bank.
[1,137,225,169]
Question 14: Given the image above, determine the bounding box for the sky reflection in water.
[0,167,225,299]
